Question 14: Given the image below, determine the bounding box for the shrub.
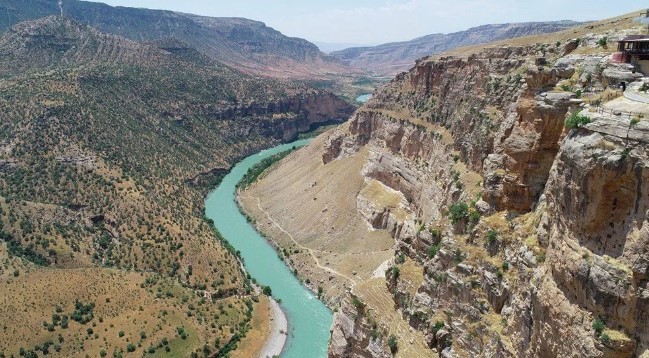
[432,321,445,333]
[621,148,631,159]
[429,228,441,241]
[468,210,481,226]
[428,244,440,258]
[371,329,380,341]
[433,272,448,283]
[387,335,398,354]
[71,301,95,324]
[486,229,499,244]
[352,297,365,312]
[262,286,272,296]
[502,261,510,271]
[600,333,611,345]
[454,249,464,264]
[592,318,605,334]
[565,112,591,129]
[597,37,608,47]
[126,343,136,352]
[118,331,125,338]
[448,202,469,224]
[388,266,400,279]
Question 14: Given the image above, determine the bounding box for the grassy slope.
[0,16,342,357]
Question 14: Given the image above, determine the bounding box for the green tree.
[428,244,439,258]
[592,318,605,334]
[597,37,608,47]
[448,202,469,224]
[387,335,398,354]
[565,112,591,129]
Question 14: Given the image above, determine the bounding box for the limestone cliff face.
[533,124,649,356]
[325,21,649,357]
[365,47,529,171]
[329,294,392,358]
[325,109,456,225]
[213,91,355,141]
[483,71,578,213]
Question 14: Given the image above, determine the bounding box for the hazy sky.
[85,0,648,44]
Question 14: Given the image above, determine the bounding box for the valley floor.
[239,128,434,357]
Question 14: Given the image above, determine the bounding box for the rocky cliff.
[317,12,649,358]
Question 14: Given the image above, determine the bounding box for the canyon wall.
[324,21,649,358]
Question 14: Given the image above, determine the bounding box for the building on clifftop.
[612,35,649,73]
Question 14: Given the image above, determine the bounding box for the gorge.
[1,1,649,358]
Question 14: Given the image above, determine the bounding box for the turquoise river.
[205,138,332,358]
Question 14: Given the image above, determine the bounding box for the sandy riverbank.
[258,298,288,358]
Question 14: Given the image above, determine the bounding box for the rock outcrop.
[533,121,649,356]
[329,294,392,358]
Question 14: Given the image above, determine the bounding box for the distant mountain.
[0,0,351,79]
[313,41,377,54]
[332,21,583,76]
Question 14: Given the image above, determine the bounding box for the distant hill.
[332,21,583,76]
[0,0,351,79]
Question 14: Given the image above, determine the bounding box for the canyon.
[1,1,649,357]
[0,15,352,357]
[241,9,649,358]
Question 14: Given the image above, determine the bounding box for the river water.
[205,139,332,358]
[356,93,373,103]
